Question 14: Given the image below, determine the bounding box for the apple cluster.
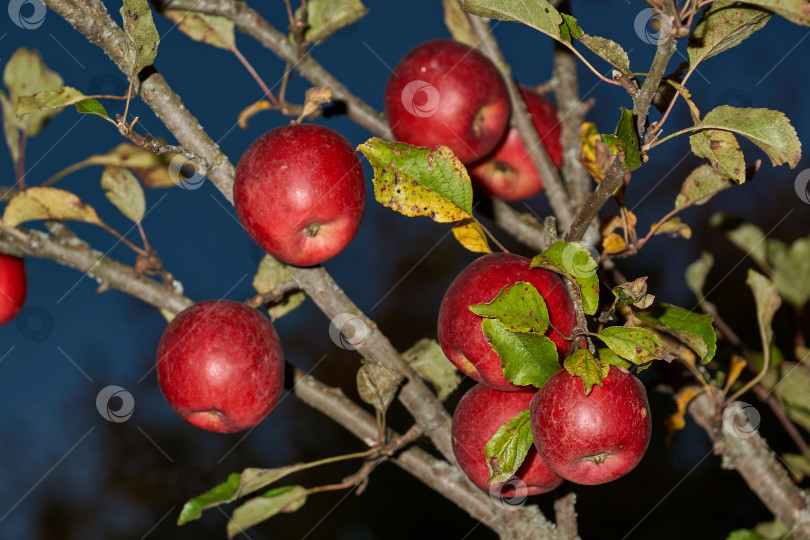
[385,40,563,201]
[440,253,652,495]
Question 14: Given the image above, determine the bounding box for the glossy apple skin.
[234,124,366,267]
[385,39,510,164]
[438,253,576,391]
[452,384,563,496]
[157,300,284,433]
[469,85,563,201]
[530,366,651,485]
[0,254,27,325]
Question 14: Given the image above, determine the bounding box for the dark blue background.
[1,1,809,538]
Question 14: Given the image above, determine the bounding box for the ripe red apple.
[0,254,27,325]
[452,384,562,496]
[234,124,365,267]
[468,85,563,201]
[157,300,284,433]
[530,366,651,485]
[385,39,510,164]
[438,253,576,391]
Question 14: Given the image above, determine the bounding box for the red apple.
[0,254,26,325]
[452,384,562,496]
[469,85,563,201]
[234,124,365,267]
[157,300,284,433]
[385,39,510,164]
[438,253,576,391]
[530,366,651,485]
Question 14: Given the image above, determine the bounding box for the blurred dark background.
[1,0,809,538]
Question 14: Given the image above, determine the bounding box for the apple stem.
[304,223,321,238]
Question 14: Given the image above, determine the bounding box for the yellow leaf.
[299,86,333,119]
[83,144,179,188]
[579,122,617,183]
[3,187,102,227]
[665,387,699,446]
[653,217,692,239]
[723,354,748,394]
[163,11,235,50]
[238,99,272,129]
[602,233,627,254]
[452,219,490,253]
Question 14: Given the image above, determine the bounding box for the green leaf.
[163,11,235,50]
[15,86,92,117]
[770,234,810,308]
[463,0,563,39]
[559,13,584,43]
[711,213,769,270]
[178,472,241,525]
[690,128,746,182]
[469,281,550,334]
[735,0,810,25]
[101,166,146,223]
[598,348,632,369]
[252,254,306,319]
[685,251,714,302]
[531,241,599,315]
[402,338,461,400]
[357,138,473,222]
[120,0,160,75]
[227,485,307,539]
[238,466,305,499]
[3,47,64,136]
[616,107,642,170]
[675,164,734,208]
[597,326,672,366]
[3,187,103,227]
[746,269,782,346]
[301,0,368,44]
[762,362,810,432]
[694,106,801,171]
[726,530,769,540]
[75,98,109,118]
[484,410,533,483]
[579,35,631,74]
[0,90,20,163]
[442,0,477,46]
[635,304,717,364]
[688,2,771,68]
[356,362,402,415]
[564,349,609,394]
[482,318,560,388]
[750,343,784,370]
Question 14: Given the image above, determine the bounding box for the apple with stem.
[157,300,284,433]
[385,39,510,164]
[0,254,27,326]
[452,384,562,496]
[530,366,651,485]
[234,124,366,267]
[468,85,563,201]
[438,253,576,391]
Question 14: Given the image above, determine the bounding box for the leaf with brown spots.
[3,187,103,227]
